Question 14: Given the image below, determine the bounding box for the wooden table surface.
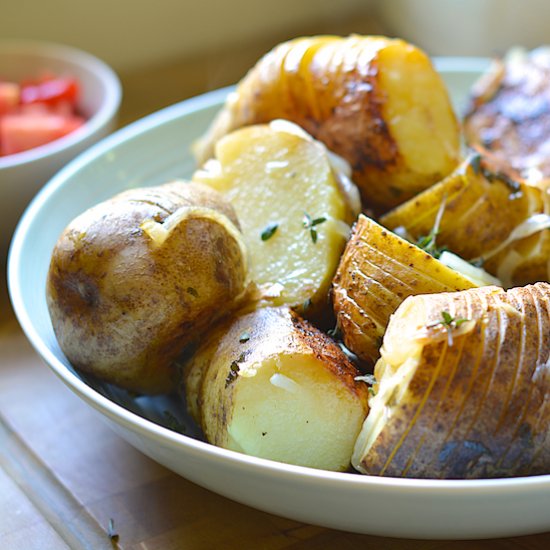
[2,15,550,549]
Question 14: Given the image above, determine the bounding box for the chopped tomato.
[0,113,85,155]
[0,82,20,116]
[0,74,85,157]
[20,77,79,107]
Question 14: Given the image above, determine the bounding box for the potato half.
[352,283,550,479]
[185,306,370,471]
[47,181,247,394]
[194,35,460,213]
[193,120,358,318]
[332,214,477,366]
[380,157,550,287]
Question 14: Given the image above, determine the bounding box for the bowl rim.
[0,39,122,169]
[8,64,550,498]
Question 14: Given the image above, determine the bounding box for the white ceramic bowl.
[8,59,550,540]
[0,40,122,254]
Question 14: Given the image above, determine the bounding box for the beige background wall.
[1,0,374,71]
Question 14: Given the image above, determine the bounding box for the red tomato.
[0,82,20,115]
[20,77,79,107]
[0,113,85,155]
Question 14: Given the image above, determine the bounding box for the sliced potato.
[194,35,461,213]
[332,214,477,366]
[185,306,370,471]
[47,181,247,394]
[380,157,550,287]
[352,283,550,479]
[193,120,358,318]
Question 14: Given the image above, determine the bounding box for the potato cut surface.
[193,121,354,315]
[184,306,369,471]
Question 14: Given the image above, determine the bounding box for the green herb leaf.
[469,152,482,175]
[302,212,327,243]
[261,222,279,241]
[426,311,471,347]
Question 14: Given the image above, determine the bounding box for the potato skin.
[464,48,550,183]
[354,283,550,479]
[380,157,549,287]
[185,306,370,471]
[195,35,460,213]
[47,181,247,394]
[332,214,476,366]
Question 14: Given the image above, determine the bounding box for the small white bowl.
[0,40,122,255]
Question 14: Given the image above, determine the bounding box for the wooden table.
[2,17,550,549]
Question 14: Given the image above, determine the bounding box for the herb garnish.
[302,212,327,243]
[107,518,119,542]
[261,222,279,241]
[186,287,199,298]
[416,195,448,258]
[426,311,470,346]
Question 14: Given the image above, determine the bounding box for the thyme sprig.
[302,212,327,244]
[426,311,470,347]
[416,194,448,258]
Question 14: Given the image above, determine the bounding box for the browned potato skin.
[464,49,550,183]
[47,181,247,394]
[357,283,550,479]
[195,35,460,213]
[185,306,370,470]
[380,158,549,286]
[332,215,476,366]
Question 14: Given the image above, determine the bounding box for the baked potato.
[464,47,550,186]
[194,35,461,213]
[193,120,359,319]
[352,282,550,479]
[332,214,482,366]
[47,181,247,394]
[380,156,550,287]
[185,306,370,471]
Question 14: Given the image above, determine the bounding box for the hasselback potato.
[352,283,550,479]
[332,214,478,366]
[194,35,461,213]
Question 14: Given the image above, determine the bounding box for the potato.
[185,306,370,471]
[352,283,550,479]
[380,156,550,287]
[332,214,478,366]
[193,120,359,318]
[47,181,247,394]
[194,35,461,213]
[464,47,550,185]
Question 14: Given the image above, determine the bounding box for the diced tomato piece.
[0,82,20,115]
[20,77,79,107]
[0,113,85,155]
